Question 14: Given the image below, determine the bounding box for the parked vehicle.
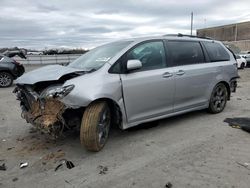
[0,54,25,87]
[239,54,250,67]
[14,35,239,151]
[27,51,43,55]
[236,54,247,69]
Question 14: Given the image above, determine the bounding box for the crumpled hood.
[16,65,84,85]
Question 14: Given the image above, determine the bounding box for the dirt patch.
[42,150,65,162]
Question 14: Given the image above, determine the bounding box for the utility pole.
[191,12,193,36]
[234,23,238,41]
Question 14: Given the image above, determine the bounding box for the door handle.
[162,72,173,78]
[176,70,185,76]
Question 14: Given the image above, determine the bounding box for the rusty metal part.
[23,98,66,137]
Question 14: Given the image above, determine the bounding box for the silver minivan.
[14,35,239,151]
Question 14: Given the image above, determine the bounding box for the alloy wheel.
[98,108,111,145]
[211,85,227,112]
[0,72,12,87]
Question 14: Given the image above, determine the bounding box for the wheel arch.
[0,69,14,77]
[88,97,123,129]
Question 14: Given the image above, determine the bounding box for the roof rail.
[163,33,213,40]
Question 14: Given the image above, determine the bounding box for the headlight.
[40,84,75,98]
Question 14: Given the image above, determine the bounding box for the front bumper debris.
[14,86,66,137]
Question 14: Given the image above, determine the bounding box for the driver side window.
[127,41,167,71]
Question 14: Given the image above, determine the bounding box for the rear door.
[120,40,175,123]
[167,40,218,112]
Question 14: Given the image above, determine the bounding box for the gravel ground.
[0,66,250,188]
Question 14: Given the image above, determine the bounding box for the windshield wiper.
[85,68,97,73]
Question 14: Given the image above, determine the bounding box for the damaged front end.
[14,83,82,138]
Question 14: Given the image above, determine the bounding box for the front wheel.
[80,101,111,152]
[0,72,13,87]
[207,83,228,114]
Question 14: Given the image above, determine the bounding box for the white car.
[236,55,247,69]
[27,51,43,55]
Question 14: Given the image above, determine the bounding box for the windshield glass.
[68,41,132,70]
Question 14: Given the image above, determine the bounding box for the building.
[197,21,250,52]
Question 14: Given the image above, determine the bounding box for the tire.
[0,72,13,87]
[80,101,111,152]
[240,63,245,69]
[207,83,228,114]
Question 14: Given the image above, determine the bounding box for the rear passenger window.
[167,41,205,66]
[203,42,230,62]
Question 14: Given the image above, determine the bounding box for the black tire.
[240,63,245,69]
[208,83,228,114]
[0,72,13,87]
[80,101,111,152]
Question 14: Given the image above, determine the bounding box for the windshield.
[68,41,132,70]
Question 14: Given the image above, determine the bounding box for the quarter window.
[127,41,167,71]
[168,41,205,66]
[203,42,230,62]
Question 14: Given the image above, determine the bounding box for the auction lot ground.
[1,66,250,188]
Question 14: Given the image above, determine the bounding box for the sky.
[0,0,249,49]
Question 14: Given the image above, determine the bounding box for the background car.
[236,54,247,69]
[239,54,250,67]
[27,51,43,55]
[0,54,25,87]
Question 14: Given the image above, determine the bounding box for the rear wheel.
[240,63,245,69]
[0,72,13,87]
[80,101,111,152]
[208,83,228,114]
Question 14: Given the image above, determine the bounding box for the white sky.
[0,0,249,49]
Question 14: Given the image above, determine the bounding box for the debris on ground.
[0,163,7,171]
[65,160,75,169]
[20,162,29,169]
[2,139,6,142]
[7,147,15,150]
[54,159,75,171]
[224,117,250,133]
[165,182,173,188]
[236,161,250,170]
[98,165,108,175]
[12,177,18,182]
[16,138,24,142]
[43,150,65,161]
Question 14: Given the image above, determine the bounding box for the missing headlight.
[40,84,74,99]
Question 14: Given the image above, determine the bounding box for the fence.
[14,54,82,65]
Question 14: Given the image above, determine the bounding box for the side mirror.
[127,59,142,71]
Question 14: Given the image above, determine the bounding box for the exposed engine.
[14,73,84,138]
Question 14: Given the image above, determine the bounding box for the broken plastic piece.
[236,161,250,170]
[66,160,75,169]
[165,182,173,188]
[0,163,7,171]
[20,162,28,169]
[54,159,75,171]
